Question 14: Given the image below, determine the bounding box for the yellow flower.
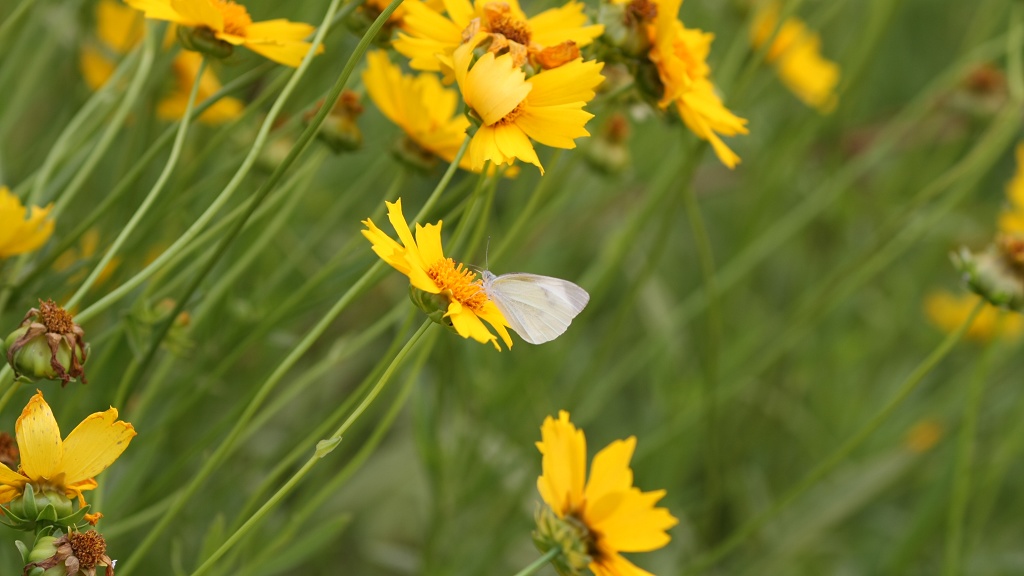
[53,229,121,290]
[361,199,513,350]
[751,2,840,113]
[999,142,1024,235]
[924,291,1023,342]
[362,50,473,170]
[393,0,603,75]
[536,411,677,576]
[158,50,245,124]
[124,0,323,67]
[0,186,55,260]
[0,391,136,515]
[646,0,748,168]
[80,0,146,90]
[451,33,604,174]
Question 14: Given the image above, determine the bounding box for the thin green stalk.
[491,150,568,263]
[684,301,985,573]
[682,180,725,545]
[1009,3,1024,102]
[0,0,37,48]
[64,59,207,310]
[188,320,434,576]
[942,323,1000,576]
[511,548,561,576]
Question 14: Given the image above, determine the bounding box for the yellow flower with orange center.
[362,51,474,170]
[0,391,136,519]
[0,186,54,260]
[751,1,840,113]
[536,411,678,576]
[124,0,323,67]
[362,199,513,350]
[644,0,748,168]
[450,33,604,174]
[394,0,603,75]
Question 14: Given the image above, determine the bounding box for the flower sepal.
[176,25,234,60]
[409,286,459,333]
[532,505,592,576]
[0,484,91,533]
[952,244,1024,311]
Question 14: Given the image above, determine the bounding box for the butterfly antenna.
[485,237,491,270]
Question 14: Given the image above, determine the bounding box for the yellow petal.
[455,39,531,125]
[535,411,586,516]
[528,2,603,48]
[245,19,316,41]
[243,40,322,68]
[415,222,446,266]
[124,0,189,24]
[59,406,137,485]
[169,0,223,30]
[583,437,636,506]
[588,487,678,553]
[97,0,146,51]
[362,217,411,274]
[447,302,500,348]
[15,392,63,481]
[591,552,656,576]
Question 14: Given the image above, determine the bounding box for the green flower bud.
[953,243,1024,311]
[4,327,74,382]
[3,300,89,386]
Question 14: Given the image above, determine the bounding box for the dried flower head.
[23,530,116,576]
[3,300,88,385]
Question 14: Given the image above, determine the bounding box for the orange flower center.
[484,3,532,46]
[427,258,488,312]
[68,531,107,567]
[494,102,526,127]
[37,299,74,334]
[214,0,253,36]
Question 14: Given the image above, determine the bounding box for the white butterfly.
[481,271,590,344]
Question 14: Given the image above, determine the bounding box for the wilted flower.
[0,187,54,260]
[750,1,840,113]
[362,199,513,349]
[0,391,135,526]
[450,33,604,173]
[24,530,116,576]
[125,0,323,67]
[3,300,89,385]
[534,411,677,576]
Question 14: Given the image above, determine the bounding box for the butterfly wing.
[483,273,590,344]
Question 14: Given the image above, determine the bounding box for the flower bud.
[532,505,593,576]
[306,92,364,153]
[952,243,1024,311]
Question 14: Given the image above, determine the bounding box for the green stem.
[511,548,561,576]
[188,321,433,576]
[64,58,207,310]
[1009,2,1024,102]
[942,321,1000,576]
[0,0,37,48]
[685,301,985,573]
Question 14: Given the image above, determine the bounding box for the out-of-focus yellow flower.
[999,142,1024,235]
[450,33,604,174]
[364,0,444,26]
[362,51,473,169]
[0,391,135,518]
[124,0,323,67]
[82,0,244,124]
[904,420,943,454]
[393,0,603,75]
[0,186,54,260]
[157,50,245,124]
[924,291,1022,342]
[80,0,145,90]
[53,229,121,289]
[751,2,840,113]
[361,199,513,350]
[535,411,677,576]
[644,0,748,168]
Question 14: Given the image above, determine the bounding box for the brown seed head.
[68,531,108,568]
[0,432,18,470]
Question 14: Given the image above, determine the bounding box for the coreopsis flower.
[450,33,604,173]
[363,50,473,170]
[361,199,513,350]
[534,411,677,576]
[751,1,840,113]
[24,530,117,576]
[644,0,748,168]
[3,300,89,385]
[83,0,244,124]
[158,50,245,124]
[0,186,54,260]
[393,0,603,75]
[0,391,135,523]
[124,0,323,67]
[80,0,145,90]
[924,292,1022,342]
